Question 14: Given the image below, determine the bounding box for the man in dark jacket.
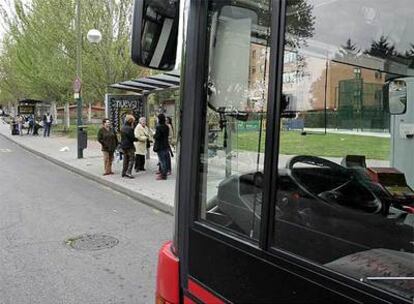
[153,113,170,180]
[42,112,53,137]
[97,118,118,176]
[120,115,137,178]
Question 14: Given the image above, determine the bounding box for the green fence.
[335,79,390,130]
[302,78,390,131]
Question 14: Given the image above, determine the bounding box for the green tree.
[403,43,414,68]
[286,0,315,48]
[341,38,360,55]
[366,35,396,59]
[0,0,148,107]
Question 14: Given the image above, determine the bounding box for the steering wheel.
[286,155,352,199]
[286,155,382,213]
[286,155,348,174]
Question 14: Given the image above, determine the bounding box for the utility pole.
[74,1,101,159]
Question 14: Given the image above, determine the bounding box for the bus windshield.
[196,0,414,300]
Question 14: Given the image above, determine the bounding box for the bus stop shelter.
[18,99,51,117]
[107,70,180,131]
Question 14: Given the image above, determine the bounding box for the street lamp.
[75,0,102,159]
[87,29,102,44]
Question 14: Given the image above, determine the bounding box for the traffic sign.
[73,77,82,93]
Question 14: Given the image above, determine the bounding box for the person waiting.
[42,112,53,137]
[33,118,42,136]
[27,115,34,135]
[16,115,24,136]
[97,118,118,176]
[119,115,137,178]
[134,117,152,172]
[153,114,170,180]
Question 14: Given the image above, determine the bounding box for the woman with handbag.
[134,117,152,172]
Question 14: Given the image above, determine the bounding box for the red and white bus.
[131,0,414,303]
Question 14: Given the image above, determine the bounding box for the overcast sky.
[0,0,13,37]
[309,0,414,54]
[2,0,413,65]
[0,0,25,45]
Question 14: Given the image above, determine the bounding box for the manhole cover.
[65,234,119,251]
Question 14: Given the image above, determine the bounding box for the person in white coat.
[134,117,152,172]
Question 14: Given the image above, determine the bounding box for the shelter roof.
[18,99,49,105]
[109,70,180,95]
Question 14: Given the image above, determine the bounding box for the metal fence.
[336,79,389,131]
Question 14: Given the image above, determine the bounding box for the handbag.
[169,145,174,157]
[146,138,151,149]
[153,141,159,152]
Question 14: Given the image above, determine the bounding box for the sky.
[0,0,14,38]
[309,0,414,54]
[2,0,413,66]
[0,0,30,45]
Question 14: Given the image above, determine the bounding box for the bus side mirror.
[131,0,180,70]
[384,80,407,115]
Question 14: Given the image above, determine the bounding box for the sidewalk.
[0,119,391,215]
[0,120,175,214]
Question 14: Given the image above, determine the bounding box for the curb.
[0,132,174,215]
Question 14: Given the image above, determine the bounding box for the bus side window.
[273,0,414,300]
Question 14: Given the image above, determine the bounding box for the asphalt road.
[0,135,173,304]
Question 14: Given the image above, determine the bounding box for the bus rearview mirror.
[386,80,407,115]
[131,0,179,71]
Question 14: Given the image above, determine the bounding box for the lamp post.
[75,0,102,159]
[75,0,82,159]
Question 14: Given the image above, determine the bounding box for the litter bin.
[11,121,19,135]
[78,125,88,149]
[77,125,88,159]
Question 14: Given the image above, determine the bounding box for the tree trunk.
[88,102,92,123]
[52,102,58,125]
[64,102,70,131]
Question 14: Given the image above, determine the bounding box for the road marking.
[0,148,12,153]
